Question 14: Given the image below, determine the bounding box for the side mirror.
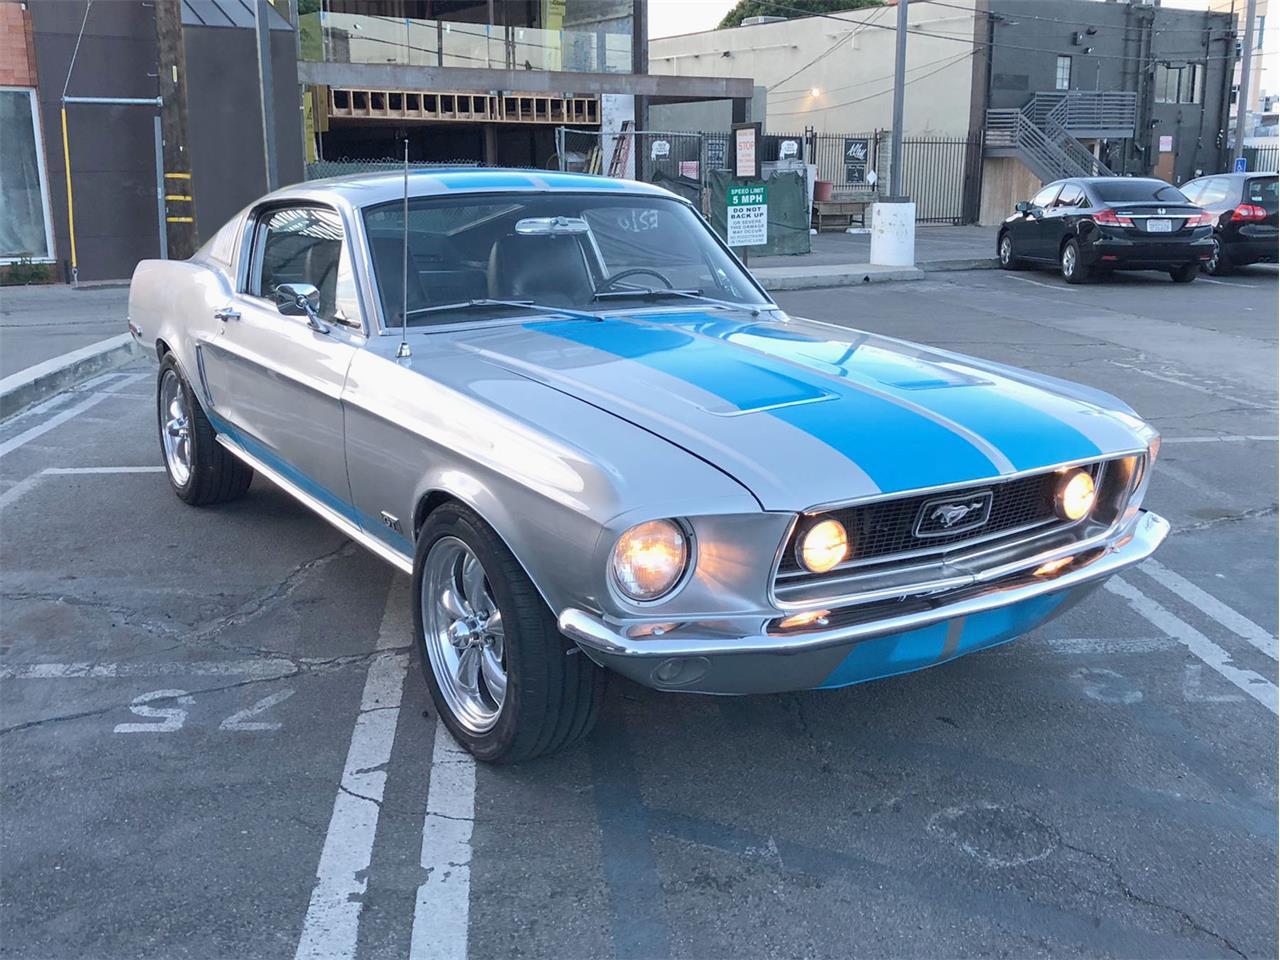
[1015,201,1031,214]
[274,283,329,334]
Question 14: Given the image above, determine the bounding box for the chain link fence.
[305,158,483,180]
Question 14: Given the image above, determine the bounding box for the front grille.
[775,462,1108,601]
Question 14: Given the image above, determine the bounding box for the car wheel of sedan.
[997,232,1022,270]
[413,502,605,763]
[1203,235,1233,275]
[1060,239,1090,284]
[156,355,253,506]
[1169,263,1199,284]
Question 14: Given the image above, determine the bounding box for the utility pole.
[154,0,196,258]
[255,0,278,192]
[888,0,908,197]
[1232,0,1258,163]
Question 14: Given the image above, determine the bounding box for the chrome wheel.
[422,537,507,734]
[999,234,1012,265]
[159,368,192,487]
[1061,243,1077,279]
[1205,237,1220,273]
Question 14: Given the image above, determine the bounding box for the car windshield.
[1091,180,1189,203]
[361,192,769,327]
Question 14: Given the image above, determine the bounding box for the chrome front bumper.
[559,509,1169,695]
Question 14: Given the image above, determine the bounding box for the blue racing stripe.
[528,319,1003,492]
[627,312,1101,473]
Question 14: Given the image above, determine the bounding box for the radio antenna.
[395,136,412,361]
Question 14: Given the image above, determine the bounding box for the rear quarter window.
[1246,177,1278,211]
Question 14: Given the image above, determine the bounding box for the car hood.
[456,308,1150,511]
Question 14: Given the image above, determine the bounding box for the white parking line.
[1105,578,1278,714]
[0,374,146,459]
[1002,274,1079,292]
[1135,560,1277,661]
[295,586,410,960]
[0,659,297,680]
[0,466,165,510]
[409,722,476,960]
[1162,435,1279,444]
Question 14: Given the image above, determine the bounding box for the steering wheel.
[597,267,674,292]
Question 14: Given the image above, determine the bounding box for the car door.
[199,203,365,511]
[1016,183,1064,261]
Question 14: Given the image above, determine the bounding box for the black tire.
[1169,263,1199,284]
[997,231,1022,270]
[412,501,605,764]
[156,354,253,506]
[1060,238,1091,284]
[1204,235,1234,275]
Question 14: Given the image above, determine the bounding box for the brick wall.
[0,1,37,87]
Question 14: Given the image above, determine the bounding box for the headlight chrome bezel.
[609,518,695,604]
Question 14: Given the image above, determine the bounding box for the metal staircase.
[985,91,1137,182]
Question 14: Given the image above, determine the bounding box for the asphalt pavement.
[1,265,1276,960]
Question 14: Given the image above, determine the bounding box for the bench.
[811,195,878,231]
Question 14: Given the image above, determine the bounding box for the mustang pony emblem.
[931,501,985,528]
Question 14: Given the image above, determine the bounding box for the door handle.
[214,306,241,323]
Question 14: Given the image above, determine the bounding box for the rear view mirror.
[1015,201,1031,213]
[515,216,590,236]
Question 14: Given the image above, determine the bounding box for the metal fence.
[305,158,482,180]
[1242,144,1279,173]
[558,127,985,224]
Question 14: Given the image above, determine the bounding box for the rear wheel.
[413,502,604,763]
[1170,263,1199,284]
[1203,235,1234,275]
[1060,239,1090,284]
[997,232,1022,270]
[156,355,253,506]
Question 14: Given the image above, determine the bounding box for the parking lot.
[1,265,1276,959]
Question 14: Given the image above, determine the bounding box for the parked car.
[129,170,1168,762]
[998,177,1213,283]
[1179,171,1279,274]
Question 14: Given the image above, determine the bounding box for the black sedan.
[1180,171,1278,274]
[998,177,1213,284]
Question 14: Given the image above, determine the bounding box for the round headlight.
[611,519,689,601]
[1056,469,1097,521]
[798,518,849,573]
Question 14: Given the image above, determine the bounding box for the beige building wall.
[649,1,979,135]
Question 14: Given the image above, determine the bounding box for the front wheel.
[1060,239,1090,284]
[997,232,1022,270]
[1170,263,1199,284]
[412,502,604,763]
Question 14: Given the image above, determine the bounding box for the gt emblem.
[914,490,994,538]
[380,511,403,534]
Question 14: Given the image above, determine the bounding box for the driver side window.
[251,207,360,327]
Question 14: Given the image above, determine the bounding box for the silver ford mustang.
[128,170,1169,762]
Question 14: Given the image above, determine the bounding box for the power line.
[769,4,890,95]
[770,48,976,116]
[771,47,969,103]
[742,0,1242,63]
[919,0,1235,36]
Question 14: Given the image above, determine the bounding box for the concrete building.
[0,0,302,282]
[649,0,1241,223]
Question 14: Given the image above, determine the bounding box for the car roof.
[257,168,680,210]
[1185,171,1278,183]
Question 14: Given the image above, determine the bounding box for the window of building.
[1155,64,1203,104]
[1055,56,1072,91]
[0,87,55,263]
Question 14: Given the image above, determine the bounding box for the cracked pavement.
[1,266,1276,959]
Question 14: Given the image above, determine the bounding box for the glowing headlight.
[1055,469,1097,521]
[798,518,849,573]
[611,519,689,601]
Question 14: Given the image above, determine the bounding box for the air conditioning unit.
[742,15,787,26]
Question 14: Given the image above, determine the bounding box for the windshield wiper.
[404,299,600,322]
[591,287,761,316]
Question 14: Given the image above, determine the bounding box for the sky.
[648,0,736,39]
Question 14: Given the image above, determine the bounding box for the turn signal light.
[1231,203,1268,222]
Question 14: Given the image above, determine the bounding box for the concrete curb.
[755,265,924,291]
[921,257,1000,272]
[0,333,141,421]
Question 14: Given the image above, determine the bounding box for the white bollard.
[869,200,916,267]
